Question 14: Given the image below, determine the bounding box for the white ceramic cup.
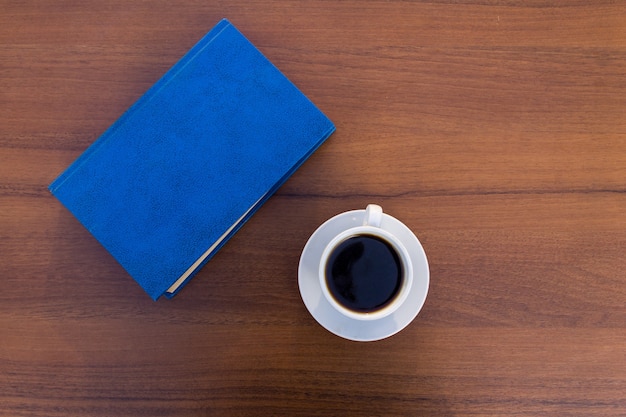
[318,204,414,321]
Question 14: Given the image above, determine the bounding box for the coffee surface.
[325,234,403,312]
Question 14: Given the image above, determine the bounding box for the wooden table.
[2,1,625,415]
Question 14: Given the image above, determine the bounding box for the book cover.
[49,18,335,300]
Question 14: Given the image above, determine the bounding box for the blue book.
[49,19,335,300]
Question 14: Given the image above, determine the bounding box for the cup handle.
[363,204,383,227]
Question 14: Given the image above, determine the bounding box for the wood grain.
[1,1,625,415]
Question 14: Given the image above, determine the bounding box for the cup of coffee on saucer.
[298,204,429,342]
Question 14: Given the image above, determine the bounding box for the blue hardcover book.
[49,19,335,300]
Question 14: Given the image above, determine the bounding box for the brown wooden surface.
[2,1,625,416]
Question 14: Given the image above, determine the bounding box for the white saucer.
[298,209,429,342]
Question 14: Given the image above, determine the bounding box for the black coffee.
[325,234,403,313]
